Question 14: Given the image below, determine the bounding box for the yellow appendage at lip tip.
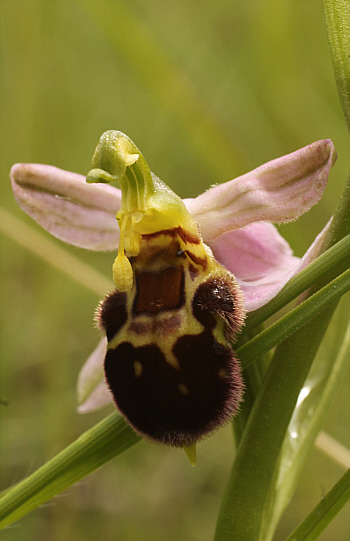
[183,443,197,467]
[112,253,133,292]
[112,214,134,291]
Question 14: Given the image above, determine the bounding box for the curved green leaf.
[215,166,350,541]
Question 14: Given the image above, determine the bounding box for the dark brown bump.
[192,278,240,337]
[133,266,184,315]
[171,330,243,441]
[98,291,128,341]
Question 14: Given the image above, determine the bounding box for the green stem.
[0,414,140,529]
[284,469,350,541]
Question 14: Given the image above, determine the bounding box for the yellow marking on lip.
[134,360,143,377]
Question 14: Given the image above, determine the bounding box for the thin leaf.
[284,469,350,541]
[0,414,140,529]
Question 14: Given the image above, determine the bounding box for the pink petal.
[77,337,112,412]
[209,222,300,311]
[186,140,336,242]
[11,163,120,251]
[209,219,333,312]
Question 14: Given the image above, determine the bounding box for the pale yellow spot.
[178,383,189,395]
[183,443,197,467]
[134,360,143,377]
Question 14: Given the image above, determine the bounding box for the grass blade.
[284,469,350,541]
[0,414,140,529]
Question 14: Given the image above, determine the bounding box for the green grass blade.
[0,413,140,529]
[284,469,350,541]
[215,308,338,541]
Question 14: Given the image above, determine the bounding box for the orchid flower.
[11,133,336,460]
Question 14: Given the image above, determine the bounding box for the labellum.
[88,131,246,461]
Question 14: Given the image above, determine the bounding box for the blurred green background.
[1,1,349,540]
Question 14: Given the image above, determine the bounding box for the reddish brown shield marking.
[133,266,185,315]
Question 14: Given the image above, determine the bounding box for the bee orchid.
[11,133,336,463]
